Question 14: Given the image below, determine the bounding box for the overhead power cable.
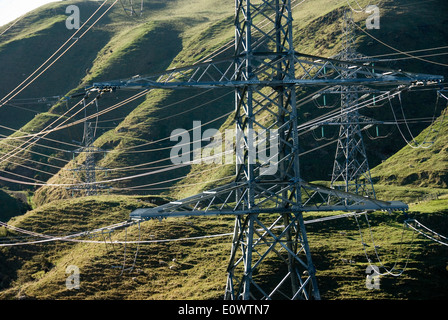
[0,123,82,150]
[0,13,27,37]
[375,51,448,63]
[0,134,70,163]
[0,0,306,164]
[361,45,448,60]
[0,210,364,248]
[406,219,448,247]
[0,96,91,165]
[1,90,149,143]
[0,82,416,190]
[0,1,120,168]
[353,211,417,277]
[0,86,405,187]
[353,22,448,68]
[0,93,234,181]
[388,91,447,149]
[0,0,117,110]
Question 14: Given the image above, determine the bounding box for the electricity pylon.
[67,120,109,197]
[330,10,376,198]
[89,0,443,300]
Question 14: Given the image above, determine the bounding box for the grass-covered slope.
[0,186,447,300]
[0,0,447,300]
[169,0,448,199]
[0,194,232,300]
[1,0,447,205]
[0,0,236,205]
[371,105,448,188]
[0,189,31,221]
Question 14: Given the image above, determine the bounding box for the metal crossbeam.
[89,52,442,91]
[130,180,407,220]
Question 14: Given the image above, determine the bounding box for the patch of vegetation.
[0,189,31,221]
[0,185,447,300]
[0,0,447,300]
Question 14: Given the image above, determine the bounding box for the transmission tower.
[89,0,443,300]
[120,0,143,17]
[330,10,376,198]
[67,120,109,197]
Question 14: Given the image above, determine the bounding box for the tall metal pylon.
[89,0,443,300]
[67,100,109,197]
[223,0,319,299]
[330,10,376,198]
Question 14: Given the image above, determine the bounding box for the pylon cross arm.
[129,180,407,221]
[89,52,443,92]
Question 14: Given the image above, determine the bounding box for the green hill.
[371,103,448,188]
[0,0,447,300]
[0,189,447,300]
[0,0,445,206]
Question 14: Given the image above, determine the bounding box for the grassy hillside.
[0,0,446,205]
[0,185,447,300]
[0,0,447,300]
[0,0,237,203]
[0,189,31,221]
[371,104,448,188]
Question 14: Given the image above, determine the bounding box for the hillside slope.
[0,0,447,301]
[371,101,448,188]
[0,188,447,300]
[0,0,236,206]
[0,0,446,207]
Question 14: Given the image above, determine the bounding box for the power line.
[353,210,417,277]
[0,0,117,110]
[0,1,124,168]
[0,123,82,150]
[353,22,448,68]
[388,90,447,149]
[0,98,235,184]
[0,92,349,188]
[362,46,448,59]
[0,96,91,165]
[1,0,444,299]
[0,135,70,163]
[0,0,444,189]
[1,90,149,143]
[0,210,365,247]
[0,12,27,37]
[406,219,448,246]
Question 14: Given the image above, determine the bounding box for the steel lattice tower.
[223,0,319,300]
[331,11,375,198]
[81,122,99,196]
[90,0,442,300]
[68,119,108,197]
